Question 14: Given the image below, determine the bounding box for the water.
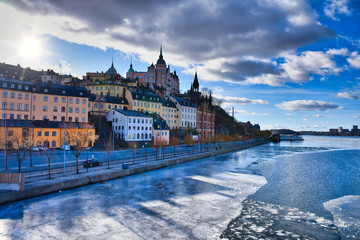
[0,136,359,239]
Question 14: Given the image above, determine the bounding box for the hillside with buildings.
[0,47,266,150]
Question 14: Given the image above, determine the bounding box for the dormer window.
[10,84,14,89]
[62,90,66,94]
[24,86,29,90]
[32,87,36,91]
[80,92,83,96]
[44,89,48,93]
[18,85,22,89]
[2,83,6,87]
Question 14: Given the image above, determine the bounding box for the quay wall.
[0,140,269,205]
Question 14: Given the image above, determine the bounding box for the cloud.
[276,100,341,111]
[312,114,324,117]
[286,113,295,116]
[347,52,360,69]
[1,0,334,80]
[214,94,269,105]
[213,86,224,93]
[354,116,360,119]
[326,48,349,56]
[324,0,351,20]
[244,50,342,86]
[233,109,268,116]
[337,92,358,99]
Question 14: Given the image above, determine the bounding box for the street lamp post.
[3,115,7,170]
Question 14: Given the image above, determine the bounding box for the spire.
[209,92,212,106]
[111,57,114,68]
[160,45,163,58]
[193,70,199,92]
[156,45,166,65]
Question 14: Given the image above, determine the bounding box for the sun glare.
[18,35,43,59]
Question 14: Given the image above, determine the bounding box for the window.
[82,108,86,114]
[37,131,42,136]
[44,131,49,136]
[24,115,28,120]
[2,83,6,87]
[17,114,21,120]
[10,84,14,89]
[61,107,65,112]
[17,103,22,110]
[25,86,29,90]
[52,131,57,137]
[53,106,58,112]
[25,94,29,100]
[18,93,22,99]
[69,107,73,113]
[10,103,14,109]
[129,118,131,123]
[69,98,73,103]
[2,102,7,109]
[82,99,86,104]
[54,97,58,102]
[51,141,56,148]
[75,107,79,113]
[82,117,86,122]
[44,96,48,102]
[3,92,7,98]
[76,98,79,104]
[43,116,47,120]
[43,105,48,111]
[9,114,14,119]
[33,95,36,101]
[62,97,66,103]
[33,105,35,111]
[75,117,79,122]
[10,92,15,98]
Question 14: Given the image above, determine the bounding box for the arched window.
[44,141,50,148]
[51,141,56,148]
[141,133,144,139]
[137,133,140,139]
[145,133,148,139]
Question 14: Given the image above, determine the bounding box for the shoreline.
[0,139,270,205]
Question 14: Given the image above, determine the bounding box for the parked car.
[83,158,102,168]
[37,145,49,151]
[60,144,70,151]
[31,146,39,152]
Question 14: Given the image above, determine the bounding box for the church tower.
[193,71,199,92]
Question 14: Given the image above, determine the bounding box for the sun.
[18,35,43,59]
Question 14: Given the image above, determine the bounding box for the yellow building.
[0,78,89,123]
[85,81,128,98]
[0,120,95,149]
[129,89,162,115]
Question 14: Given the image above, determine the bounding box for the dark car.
[83,158,102,168]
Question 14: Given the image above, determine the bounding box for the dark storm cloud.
[10,0,335,79]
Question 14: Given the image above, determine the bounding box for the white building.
[170,96,197,128]
[106,109,153,142]
[153,115,170,145]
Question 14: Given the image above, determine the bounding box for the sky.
[0,0,359,131]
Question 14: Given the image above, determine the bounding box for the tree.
[66,123,98,174]
[105,132,113,169]
[46,149,56,179]
[169,136,180,157]
[10,134,35,173]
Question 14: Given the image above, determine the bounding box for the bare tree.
[66,123,98,174]
[105,132,113,169]
[10,134,35,173]
[169,136,180,157]
[46,149,56,179]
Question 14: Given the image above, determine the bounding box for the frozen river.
[0,136,359,239]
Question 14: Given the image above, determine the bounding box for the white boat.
[280,134,304,141]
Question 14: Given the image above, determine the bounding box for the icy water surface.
[0,136,359,239]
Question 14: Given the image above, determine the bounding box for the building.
[128,89,163,115]
[88,94,129,116]
[0,78,89,123]
[160,98,179,130]
[106,109,153,142]
[85,81,128,98]
[169,95,197,128]
[153,115,170,145]
[0,119,95,149]
[126,46,180,95]
[83,60,122,82]
[177,72,216,140]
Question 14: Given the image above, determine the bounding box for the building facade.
[106,109,153,142]
[0,78,89,123]
[169,96,197,128]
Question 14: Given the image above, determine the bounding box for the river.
[0,136,359,239]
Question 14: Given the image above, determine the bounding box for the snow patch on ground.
[324,195,360,240]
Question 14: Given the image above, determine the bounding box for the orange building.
[0,78,89,123]
[0,120,95,149]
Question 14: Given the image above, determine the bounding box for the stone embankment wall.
[0,140,269,205]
